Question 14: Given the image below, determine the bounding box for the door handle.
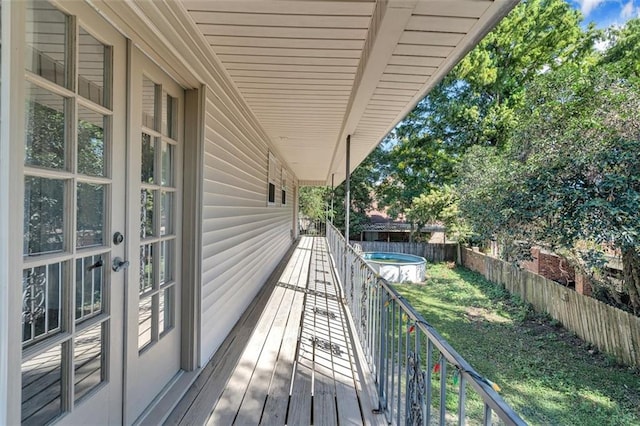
[112,257,130,272]
[88,258,104,271]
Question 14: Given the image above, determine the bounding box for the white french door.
[123,46,184,423]
[20,1,126,424]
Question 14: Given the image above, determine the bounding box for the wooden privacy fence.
[461,248,640,368]
[350,241,458,263]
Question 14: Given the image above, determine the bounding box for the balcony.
[168,226,524,425]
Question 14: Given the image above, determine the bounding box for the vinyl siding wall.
[200,86,296,362]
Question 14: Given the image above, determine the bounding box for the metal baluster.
[358,265,364,344]
[439,357,447,426]
[405,317,411,423]
[457,374,467,426]
[417,328,425,426]
[397,307,403,426]
[389,301,396,423]
[371,278,378,371]
[378,289,387,406]
[483,403,492,426]
[425,340,433,426]
[44,266,51,333]
[367,275,373,367]
[384,297,392,422]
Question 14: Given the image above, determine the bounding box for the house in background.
[0,0,517,424]
[359,203,446,243]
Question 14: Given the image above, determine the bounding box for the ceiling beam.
[327,0,418,182]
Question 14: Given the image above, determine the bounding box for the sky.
[571,0,640,28]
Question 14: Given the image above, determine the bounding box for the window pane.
[141,133,154,183]
[74,323,105,401]
[25,84,66,170]
[24,177,65,256]
[140,189,154,238]
[162,93,177,138]
[160,240,173,285]
[160,191,173,236]
[138,296,152,350]
[139,243,154,294]
[77,183,105,248]
[22,344,63,425]
[159,286,173,336]
[75,255,103,322]
[142,77,156,129]
[22,263,62,345]
[26,0,67,87]
[78,28,109,107]
[268,182,275,203]
[161,141,173,186]
[77,107,106,176]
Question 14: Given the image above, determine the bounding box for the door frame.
[1,2,28,424]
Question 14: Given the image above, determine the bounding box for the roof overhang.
[91,0,519,186]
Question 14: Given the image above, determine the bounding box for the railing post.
[330,173,334,224]
[344,135,350,298]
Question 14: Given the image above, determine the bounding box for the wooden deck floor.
[165,237,384,425]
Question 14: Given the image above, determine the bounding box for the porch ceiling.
[180,0,518,185]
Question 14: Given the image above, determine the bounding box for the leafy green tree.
[406,185,468,242]
[397,0,594,151]
[600,18,640,78]
[376,135,455,222]
[299,186,329,222]
[373,0,594,235]
[332,151,379,239]
[457,65,640,312]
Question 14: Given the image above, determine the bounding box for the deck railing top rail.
[326,222,526,426]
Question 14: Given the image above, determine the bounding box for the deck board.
[234,243,310,425]
[166,242,301,426]
[167,236,385,425]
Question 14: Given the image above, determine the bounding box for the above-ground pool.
[362,252,426,283]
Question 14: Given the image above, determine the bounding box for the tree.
[299,186,329,223]
[600,18,640,79]
[376,135,455,221]
[331,150,378,239]
[406,185,468,241]
[373,0,594,236]
[457,65,640,312]
[396,0,594,151]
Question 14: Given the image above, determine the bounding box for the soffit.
[180,0,517,185]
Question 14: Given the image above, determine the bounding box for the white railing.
[327,223,526,426]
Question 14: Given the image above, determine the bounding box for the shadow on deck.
[165,236,384,425]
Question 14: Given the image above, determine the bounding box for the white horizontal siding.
[200,86,294,362]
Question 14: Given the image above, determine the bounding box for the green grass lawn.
[394,263,640,426]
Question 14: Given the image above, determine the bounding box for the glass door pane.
[137,79,178,352]
[22,3,115,422]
